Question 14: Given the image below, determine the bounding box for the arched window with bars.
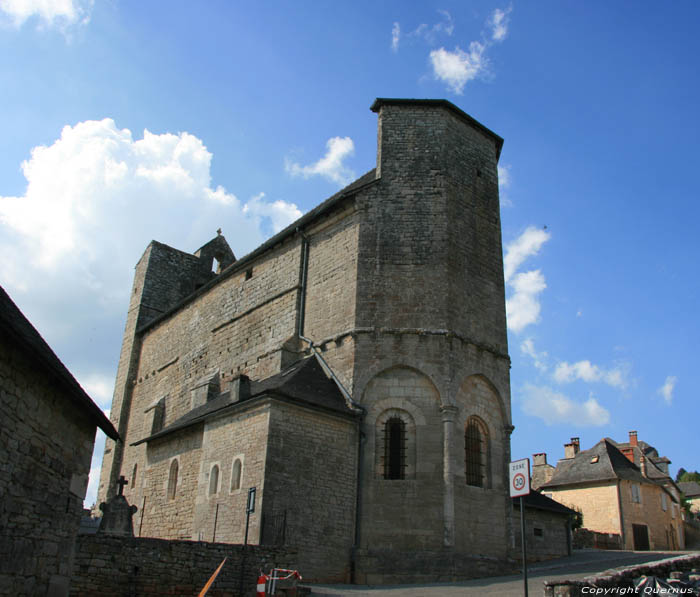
[167,459,179,500]
[384,416,406,480]
[465,417,489,488]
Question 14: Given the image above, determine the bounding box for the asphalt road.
[305,550,694,596]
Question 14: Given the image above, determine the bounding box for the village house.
[539,433,684,551]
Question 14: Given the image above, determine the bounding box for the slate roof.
[541,439,649,489]
[133,354,357,445]
[610,439,670,481]
[513,490,578,517]
[679,482,700,498]
[0,285,119,440]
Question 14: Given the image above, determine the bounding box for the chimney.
[629,431,638,447]
[571,437,580,454]
[620,447,635,463]
[230,374,251,403]
[640,454,647,477]
[564,443,577,459]
[533,453,548,467]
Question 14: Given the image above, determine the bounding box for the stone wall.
[70,535,297,596]
[0,338,96,596]
[263,400,358,582]
[512,505,571,562]
[544,553,700,597]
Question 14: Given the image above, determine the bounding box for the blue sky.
[1,1,698,507]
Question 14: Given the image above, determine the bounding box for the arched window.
[465,417,489,488]
[209,465,219,496]
[167,459,178,500]
[384,417,406,480]
[231,459,242,491]
[131,463,138,491]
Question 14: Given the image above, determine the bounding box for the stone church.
[97,98,514,583]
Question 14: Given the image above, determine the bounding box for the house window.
[131,463,138,491]
[231,458,242,491]
[534,528,544,537]
[167,459,179,500]
[209,465,219,496]
[465,417,489,488]
[662,493,668,511]
[384,417,406,480]
[631,483,641,504]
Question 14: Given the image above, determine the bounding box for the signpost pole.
[509,458,531,597]
[520,495,528,597]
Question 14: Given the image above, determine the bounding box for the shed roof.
[0,285,119,440]
[679,482,700,498]
[133,354,357,445]
[513,490,578,517]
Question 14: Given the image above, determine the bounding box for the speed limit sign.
[509,458,530,497]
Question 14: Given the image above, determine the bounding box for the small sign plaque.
[247,487,256,513]
[509,458,531,498]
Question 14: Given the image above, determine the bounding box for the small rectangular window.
[534,528,543,537]
[245,268,253,280]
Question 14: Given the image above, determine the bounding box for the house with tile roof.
[540,433,684,551]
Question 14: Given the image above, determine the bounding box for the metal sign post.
[244,487,256,548]
[510,458,531,597]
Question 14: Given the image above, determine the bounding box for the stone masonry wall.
[70,535,297,597]
[618,479,684,550]
[511,506,570,562]
[546,482,622,536]
[0,339,96,596]
[192,403,271,544]
[262,401,358,583]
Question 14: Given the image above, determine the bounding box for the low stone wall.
[573,528,622,550]
[544,553,700,597]
[685,519,700,549]
[354,548,517,584]
[70,535,297,596]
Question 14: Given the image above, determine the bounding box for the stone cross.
[117,475,128,496]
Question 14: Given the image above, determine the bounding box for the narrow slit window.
[384,417,406,480]
[209,465,219,496]
[231,459,242,491]
[167,459,178,500]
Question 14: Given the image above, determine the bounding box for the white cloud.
[285,136,355,187]
[243,192,302,235]
[658,375,677,405]
[0,118,301,349]
[506,269,546,333]
[490,5,512,42]
[553,360,630,389]
[76,372,114,407]
[522,384,611,427]
[504,226,550,283]
[391,22,400,52]
[0,0,93,29]
[429,42,487,95]
[498,163,512,207]
[521,338,548,372]
[410,10,454,44]
[503,226,550,333]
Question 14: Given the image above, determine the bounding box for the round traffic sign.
[513,472,526,491]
